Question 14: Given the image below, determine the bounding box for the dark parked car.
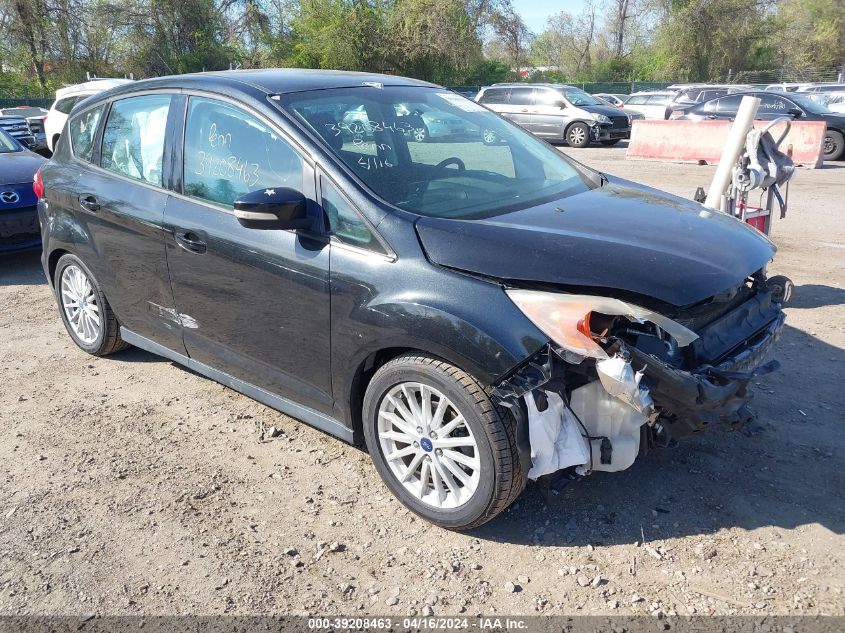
[1,107,49,153]
[0,114,37,150]
[37,70,785,529]
[0,127,46,252]
[670,90,845,161]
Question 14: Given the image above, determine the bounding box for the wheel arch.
[47,247,71,287]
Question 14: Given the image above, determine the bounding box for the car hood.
[579,104,625,117]
[414,178,776,307]
[1,150,46,185]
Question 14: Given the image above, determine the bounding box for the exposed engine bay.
[493,270,785,479]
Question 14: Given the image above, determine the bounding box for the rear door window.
[101,95,171,186]
[54,96,85,114]
[509,88,533,106]
[182,97,304,207]
[716,95,743,113]
[478,88,509,105]
[69,105,105,162]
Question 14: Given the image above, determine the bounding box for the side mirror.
[787,107,802,118]
[233,187,310,230]
[554,100,567,109]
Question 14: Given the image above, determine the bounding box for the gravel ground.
[1,145,843,617]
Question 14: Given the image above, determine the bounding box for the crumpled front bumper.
[622,309,785,438]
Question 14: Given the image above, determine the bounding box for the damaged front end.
[493,272,785,479]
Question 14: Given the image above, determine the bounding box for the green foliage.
[464,59,516,84]
[0,0,842,98]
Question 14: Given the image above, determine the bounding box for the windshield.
[788,93,833,114]
[280,86,594,219]
[560,87,602,107]
[0,129,21,153]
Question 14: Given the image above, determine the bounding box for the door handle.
[520,109,529,113]
[78,194,101,212]
[174,229,207,254]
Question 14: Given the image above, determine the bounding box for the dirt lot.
[1,146,843,618]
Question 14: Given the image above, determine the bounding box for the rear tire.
[363,353,526,530]
[566,122,590,148]
[54,254,129,356]
[823,129,844,161]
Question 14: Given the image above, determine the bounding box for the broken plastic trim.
[491,345,553,404]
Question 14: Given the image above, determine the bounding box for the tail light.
[33,166,44,199]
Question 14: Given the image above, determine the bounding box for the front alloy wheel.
[377,382,480,509]
[823,130,844,161]
[363,353,527,530]
[482,128,498,145]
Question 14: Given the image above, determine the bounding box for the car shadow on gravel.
[785,284,845,309]
[473,322,845,547]
[0,249,46,286]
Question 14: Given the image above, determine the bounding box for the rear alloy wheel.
[566,122,590,148]
[54,254,128,356]
[823,129,844,161]
[363,354,526,530]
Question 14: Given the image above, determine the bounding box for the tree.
[389,0,483,83]
[487,0,531,70]
[775,0,845,71]
[529,2,597,77]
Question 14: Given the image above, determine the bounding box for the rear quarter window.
[54,96,83,114]
[69,105,105,162]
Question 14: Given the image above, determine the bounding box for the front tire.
[54,254,128,356]
[363,354,526,530]
[566,122,590,148]
[823,129,844,161]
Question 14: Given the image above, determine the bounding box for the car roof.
[55,79,135,100]
[629,90,676,96]
[99,69,435,101]
[487,83,577,90]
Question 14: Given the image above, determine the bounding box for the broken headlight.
[505,289,699,362]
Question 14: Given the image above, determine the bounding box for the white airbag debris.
[524,392,590,480]
[596,355,654,414]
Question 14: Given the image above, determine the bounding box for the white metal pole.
[704,95,761,210]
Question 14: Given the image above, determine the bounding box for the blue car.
[0,127,46,252]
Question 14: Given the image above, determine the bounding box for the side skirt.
[120,327,354,444]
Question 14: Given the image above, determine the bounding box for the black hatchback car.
[670,90,845,161]
[38,70,785,529]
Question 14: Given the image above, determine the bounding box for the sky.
[511,0,590,34]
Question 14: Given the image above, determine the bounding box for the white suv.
[45,79,134,152]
